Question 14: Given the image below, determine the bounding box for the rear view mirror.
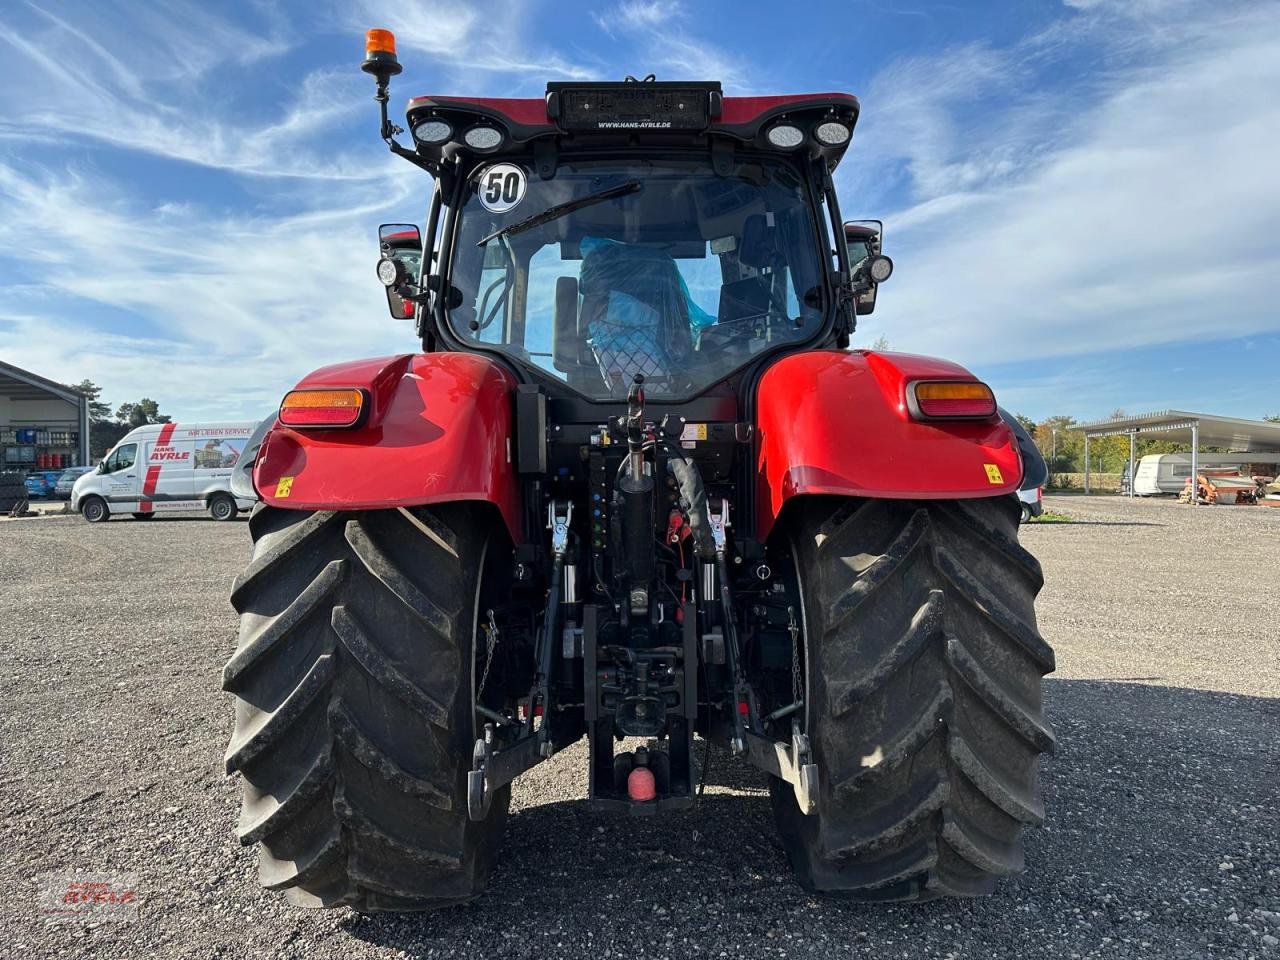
[844,219,886,315]
[378,223,423,320]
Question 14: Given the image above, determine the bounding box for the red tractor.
[223,29,1054,910]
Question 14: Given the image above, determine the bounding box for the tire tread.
[771,496,1053,900]
[223,504,508,911]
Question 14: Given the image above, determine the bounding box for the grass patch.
[1029,512,1074,524]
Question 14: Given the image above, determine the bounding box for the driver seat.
[576,241,693,390]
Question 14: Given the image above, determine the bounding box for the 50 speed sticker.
[478,163,526,214]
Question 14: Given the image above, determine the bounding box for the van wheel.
[132,512,156,521]
[210,494,237,521]
[1020,502,1031,524]
[82,496,109,523]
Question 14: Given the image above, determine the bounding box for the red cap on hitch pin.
[627,766,657,802]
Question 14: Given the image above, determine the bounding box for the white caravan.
[1133,452,1280,496]
[71,421,258,522]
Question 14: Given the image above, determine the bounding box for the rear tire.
[81,496,109,523]
[770,497,1054,901]
[223,504,511,910]
[1020,502,1031,524]
[209,494,237,521]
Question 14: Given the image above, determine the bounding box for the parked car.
[1018,484,1044,522]
[228,416,274,504]
[54,466,94,499]
[996,407,1048,524]
[23,470,63,499]
[72,420,258,522]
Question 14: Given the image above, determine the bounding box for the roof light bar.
[279,388,367,428]
[907,381,997,420]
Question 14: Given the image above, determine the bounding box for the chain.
[477,609,498,702]
[788,606,802,705]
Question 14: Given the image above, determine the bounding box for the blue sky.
[1,0,1277,423]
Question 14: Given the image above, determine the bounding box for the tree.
[114,398,172,429]
[68,379,124,459]
[1265,414,1280,423]
[90,422,129,460]
[1013,413,1037,437]
[73,379,112,423]
[869,335,890,351]
[1034,416,1080,471]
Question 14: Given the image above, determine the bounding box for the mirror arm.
[396,284,432,304]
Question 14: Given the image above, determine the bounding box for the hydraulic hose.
[665,449,716,560]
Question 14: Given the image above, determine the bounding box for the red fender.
[755,350,1022,539]
[254,353,522,541]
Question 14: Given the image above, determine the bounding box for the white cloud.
[847,2,1280,372]
[0,3,386,181]
[0,159,424,419]
[345,0,599,83]
[614,1,683,31]
[590,0,751,88]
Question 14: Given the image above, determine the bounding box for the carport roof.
[0,359,82,406]
[1078,409,1280,451]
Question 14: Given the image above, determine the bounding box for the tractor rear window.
[448,157,826,400]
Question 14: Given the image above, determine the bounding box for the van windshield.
[448,157,827,400]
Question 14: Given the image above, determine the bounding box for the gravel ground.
[1,497,1277,959]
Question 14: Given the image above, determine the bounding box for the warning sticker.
[275,476,295,498]
[477,163,527,214]
[680,423,708,442]
[984,464,1004,485]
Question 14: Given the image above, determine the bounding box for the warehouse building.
[0,360,91,470]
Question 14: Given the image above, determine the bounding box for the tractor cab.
[367,61,875,405]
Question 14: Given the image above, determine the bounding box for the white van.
[1133,452,1280,496]
[72,421,259,522]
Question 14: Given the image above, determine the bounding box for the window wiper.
[476,180,643,246]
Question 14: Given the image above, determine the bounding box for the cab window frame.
[433,149,835,403]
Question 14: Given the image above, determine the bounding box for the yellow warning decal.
[984,464,1004,485]
[275,476,295,498]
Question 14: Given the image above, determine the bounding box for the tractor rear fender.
[755,349,1023,539]
[253,352,522,541]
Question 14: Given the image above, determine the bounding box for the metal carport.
[1077,410,1280,502]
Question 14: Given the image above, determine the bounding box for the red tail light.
[279,389,366,428]
[907,380,997,420]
